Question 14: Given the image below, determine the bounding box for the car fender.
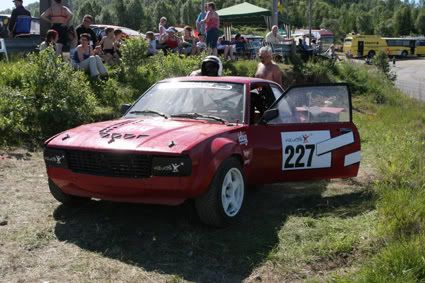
[193,137,244,196]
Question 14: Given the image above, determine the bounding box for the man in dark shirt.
[75,15,98,48]
[8,0,31,38]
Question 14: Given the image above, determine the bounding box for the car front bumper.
[47,167,202,205]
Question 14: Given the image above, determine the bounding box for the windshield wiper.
[171,113,227,124]
[129,110,168,119]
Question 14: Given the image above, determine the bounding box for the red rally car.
[44,77,361,227]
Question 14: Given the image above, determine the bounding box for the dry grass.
[0,150,375,282]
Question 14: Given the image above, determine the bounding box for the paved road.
[391,58,425,101]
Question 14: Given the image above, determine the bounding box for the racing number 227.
[284,144,315,168]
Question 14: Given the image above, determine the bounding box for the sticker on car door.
[281,131,332,171]
[281,130,357,171]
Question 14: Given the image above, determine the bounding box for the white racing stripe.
[344,151,361,167]
[316,132,354,156]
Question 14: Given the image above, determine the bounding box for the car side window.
[250,84,277,124]
[268,85,351,124]
[271,85,283,100]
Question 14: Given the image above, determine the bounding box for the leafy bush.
[372,51,396,81]
[0,60,27,89]
[0,87,30,146]
[120,37,149,72]
[0,50,97,144]
[223,60,258,77]
[125,53,202,92]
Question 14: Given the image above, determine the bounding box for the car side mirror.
[260,108,279,124]
[120,104,132,115]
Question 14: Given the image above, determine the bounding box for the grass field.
[0,150,375,282]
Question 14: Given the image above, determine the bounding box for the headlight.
[44,147,68,168]
[152,156,192,176]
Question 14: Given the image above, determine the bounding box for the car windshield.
[125,81,245,123]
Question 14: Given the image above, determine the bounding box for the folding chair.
[0,38,8,62]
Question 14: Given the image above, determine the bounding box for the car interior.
[249,84,277,124]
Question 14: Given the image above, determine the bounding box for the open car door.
[247,84,361,184]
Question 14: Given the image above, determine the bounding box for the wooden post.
[40,0,70,38]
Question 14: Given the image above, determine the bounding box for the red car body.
[44,77,360,225]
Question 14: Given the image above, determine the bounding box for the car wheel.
[195,157,245,227]
[48,178,90,206]
[401,50,408,58]
[368,50,375,58]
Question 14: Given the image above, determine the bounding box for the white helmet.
[201,55,223,76]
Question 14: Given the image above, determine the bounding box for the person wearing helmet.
[190,55,223,76]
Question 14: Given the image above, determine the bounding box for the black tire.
[368,50,376,58]
[401,50,408,58]
[48,178,90,206]
[195,157,245,227]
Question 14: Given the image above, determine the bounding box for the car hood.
[46,118,242,154]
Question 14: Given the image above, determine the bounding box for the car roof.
[160,76,276,85]
[90,24,143,36]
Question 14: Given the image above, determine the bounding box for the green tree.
[415,12,425,35]
[356,13,374,34]
[180,0,197,26]
[98,7,114,25]
[112,0,128,27]
[375,19,394,36]
[394,6,414,35]
[126,0,144,30]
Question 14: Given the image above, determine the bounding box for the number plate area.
[281,131,331,171]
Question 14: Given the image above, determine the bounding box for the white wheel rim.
[221,168,244,217]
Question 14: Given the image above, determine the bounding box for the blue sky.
[0,0,38,12]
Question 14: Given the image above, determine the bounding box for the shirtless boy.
[255,46,283,87]
[98,27,116,64]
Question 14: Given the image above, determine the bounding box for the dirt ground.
[0,149,374,283]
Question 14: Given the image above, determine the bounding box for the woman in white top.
[72,33,108,78]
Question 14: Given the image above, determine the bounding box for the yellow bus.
[415,38,425,56]
[383,38,416,57]
[343,34,425,58]
[343,34,387,58]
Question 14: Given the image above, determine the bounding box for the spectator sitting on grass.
[39,29,58,51]
[217,36,233,60]
[146,31,157,56]
[196,34,207,53]
[98,27,118,64]
[181,26,198,55]
[233,33,246,57]
[73,33,108,79]
[114,29,123,57]
[159,27,181,53]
